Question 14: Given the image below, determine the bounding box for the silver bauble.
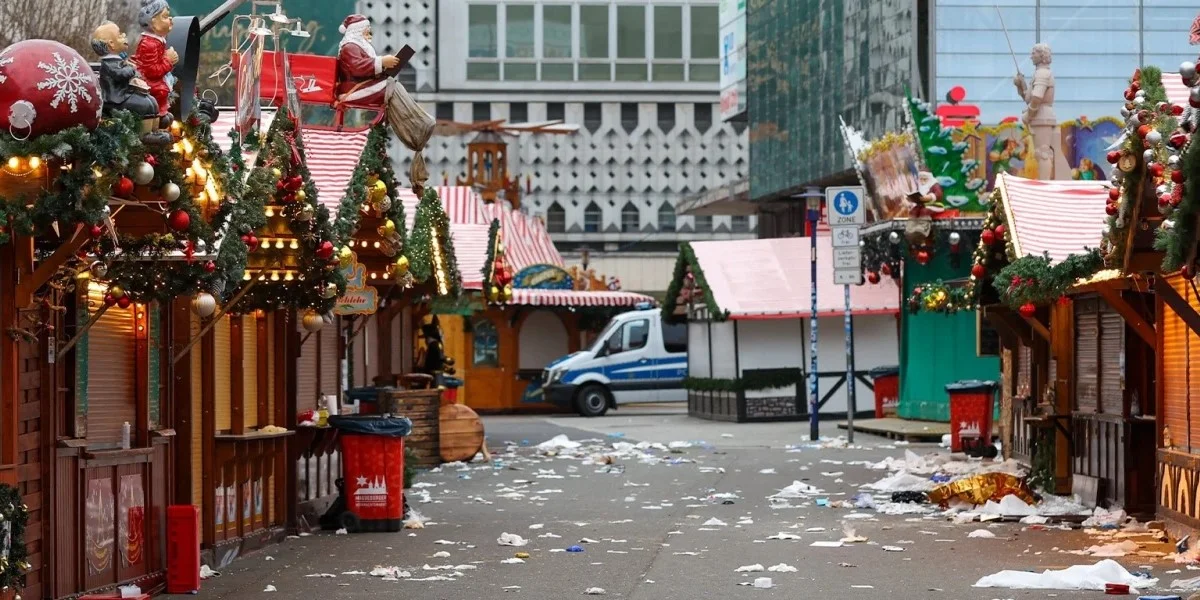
[1164,219,1177,231]
[1157,184,1171,196]
[191,292,217,318]
[301,311,325,332]
[948,231,961,245]
[1170,154,1183,168]
[162,182,181,202]
[888,231,902,245]
[133,161,155,185]
[1147,130,1163,145]
[1190,86,1200,107]
[1129,113,1140,127]
[1183,61,1198,81]
[1120,106,1131,118]
[1144,149,1157,163]
[322,282,338,299]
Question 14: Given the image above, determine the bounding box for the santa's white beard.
[340,31,376,56]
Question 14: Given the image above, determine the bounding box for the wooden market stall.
[662,235,900,422]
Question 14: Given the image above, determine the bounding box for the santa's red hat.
[339,14,369,34]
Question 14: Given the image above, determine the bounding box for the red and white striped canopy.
[995,173,1109,264]
[451,222,490,290]
[1163,74,1192,109]
[480,203,563,271]
[511,289,653,307]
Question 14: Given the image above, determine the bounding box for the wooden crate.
[380,389,440,467]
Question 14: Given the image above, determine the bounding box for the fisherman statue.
[1012,43,1071,180]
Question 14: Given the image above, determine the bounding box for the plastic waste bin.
[869,366,900,418]
[946,380,998,453]
[321,415,412,532]
[442,376,464,404]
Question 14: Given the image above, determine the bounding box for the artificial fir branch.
[992,249,1103,309]
[662,242,727,322]
[407,186,463,296]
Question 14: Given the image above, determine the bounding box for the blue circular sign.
[833,190,859,217]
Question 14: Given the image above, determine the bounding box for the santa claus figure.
[906,170,946,217]
[337,14,435,192]
[132,0,178,121]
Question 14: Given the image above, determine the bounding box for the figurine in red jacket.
[132,0,178,119]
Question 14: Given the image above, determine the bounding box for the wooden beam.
[55,303,110,361]
[15,226,88,302]
[1156,275,1200,338]
[984,306,1030,346]
[1022,313,1052,342]
[1096,286,1155,347]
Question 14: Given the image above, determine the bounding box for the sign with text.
[833,247,861,269]
[333,252,379,315]
[826,186,866,226]
[831,226,860,248]
[834,269,864,285]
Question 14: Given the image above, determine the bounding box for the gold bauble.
[109,285,126,299]
[338,246,354,267]
[368,179,387,204]
[393,255,410,275]
[296,189,307,202]
[490,285,500,299]
[503,285,513,301]
[272,167,282,178]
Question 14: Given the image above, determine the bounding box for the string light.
[430,224,450,296]
[289,240,299,250]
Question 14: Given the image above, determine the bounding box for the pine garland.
[0,485,30,590]
[407,186,463,296]
[662,242,727,322]
[481,218,500,286]
[993,249,1103,309]
[907,280,976,314]
[683,368,805,392]
[332,125,409,247]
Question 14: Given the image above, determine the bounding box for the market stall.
[662,235,899,422]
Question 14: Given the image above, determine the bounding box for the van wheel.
[575,384,611,417]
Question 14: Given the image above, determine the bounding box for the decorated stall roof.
[451,223,490,290]
[996,174,1110,263]
[481,203,563,270]
[665,236,900,321]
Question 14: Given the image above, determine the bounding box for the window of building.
[509,102,528,123]
[689,5,719,82]
[436,102,454,121]
[653,5,684,81]
[694,103,713,132]
[657,103,675,131]
[546,202,566,233]
[616,5,647,81]
[658,202,676,232]
[731,215,750,233]
[543,4,574,81]
[621,202,639,232]
[473,102,491,122]
[621,103,638,132]
[467,4,500,80]
[583,201,602,233]
[547,102,565,121]
[580,4,610,81]
[472,319,500,367]
[584,102,602,132]
[695,215,713,233]
[505,4,536,80]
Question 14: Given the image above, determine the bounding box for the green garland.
[332,124,409,247]
[907,280,976,314]
[0,484,30,590]
[229,111,345,313]
[1112,67,1175,267]
[407,186,463,296]
[661,242,727,322]
[481,218,500,286]
[860,227,978,280]
[683,368,805,392]
[992,249,1103,309]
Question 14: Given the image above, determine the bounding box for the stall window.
[605,319,648,355]
[473,320,500,367]
[662,322,687,353]
[80,283,137,447]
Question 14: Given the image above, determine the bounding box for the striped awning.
[996,173,1109,264]
[1163,74,1192,109]
[480,203,563,271]
[510,289,653,307]
[451,222,490,290]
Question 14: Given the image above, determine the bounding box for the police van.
[541,305,688,417]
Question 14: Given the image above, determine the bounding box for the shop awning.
[1164,75,1191,108]
[481,202,563,270]
[451,223,490,290]
[996,173,1109,264]
[511,289,653,307]
[682,236,899,320]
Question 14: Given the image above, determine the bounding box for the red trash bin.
[329,415,411,532]
[946,380,998,453]
[869,366,900,418]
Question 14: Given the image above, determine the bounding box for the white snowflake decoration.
[35,52,95,113]
[0,56,13,85]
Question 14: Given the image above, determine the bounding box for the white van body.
[541,307,687,416]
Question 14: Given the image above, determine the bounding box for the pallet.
[837,418,949,443]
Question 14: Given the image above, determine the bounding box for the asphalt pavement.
[193,407,1173,599]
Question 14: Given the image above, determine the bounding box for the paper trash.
[967,529,996,539]
[583,587,607,595]
[537,435,582,452]
[770,481,823,499]
[768,563,798,573]
[974,559,1157,590]
[498,533,529,547]
[735,564,765,572]
[263,585,277,592]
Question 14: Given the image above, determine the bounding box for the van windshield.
[589,318,621,354]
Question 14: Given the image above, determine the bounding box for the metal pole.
[844,284,856,443]
[808,203,820,441]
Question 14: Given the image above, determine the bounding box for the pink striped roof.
[395,186,485,226]
[687,236,900,320]
[995,173,1109,264]
[511,289,653,307]
[480,203,564,271]
[451,223,490,290]
[1163,75,1192,109]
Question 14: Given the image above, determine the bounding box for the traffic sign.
[831,225,859,248]
[826,186,865,226]
[834,269,863,285]
[833,247,861,269]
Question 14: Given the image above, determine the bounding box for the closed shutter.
[318,323,339,399]
[1016,344,1032,397]
[214,316,232,432]
[1163,275,1190,450]
[191,313,204,507]
[243,315,259,429]
[362,316,379,387]
[1098,305,1124,415]
[87,286,136,446]
[296,317,317,409]
[267,313,275,424]
[1188,280,1200,449]
[1074,298,1100,412]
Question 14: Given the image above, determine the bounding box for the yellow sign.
[333,252,378,315]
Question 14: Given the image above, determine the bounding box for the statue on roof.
[131,0,178,123]
[1012,43,1071,180]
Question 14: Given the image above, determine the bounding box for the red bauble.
[1130,81,1141,93]
[994,224,1007,238]
[1174,104,1186,116]
[1011,275,1022,287]
[1173,169,1186,183]
[117,296,132,309]
[245,234,259,252]
[0,40,102,137]
[915,250,931,265]
[981,229,996,245]
[88,223,103,238]
[315,240,335,260]
[113,176,134,198]
[1150,162,1166,178]
[1018,302,1037,318]
[880,263,892,276]
[168,209,191,232]
[867,271,881,284]
[103,294,116,306]
[1160,194,1172,207]
[1138,124,1153,139]
[1124,88,1136,101]
[286,176,304,191]
[1105,151,1121,164]
[1172,132,1190,148]
[1106,203,1119,215]
[1108,187,1121,201]
[144,154,157,166]
[971,263,985,279]
[204,261,216,274]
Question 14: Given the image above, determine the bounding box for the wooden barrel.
[379,389,441,467]
[439,404,485,463]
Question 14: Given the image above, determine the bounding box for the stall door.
[465,317,507,411]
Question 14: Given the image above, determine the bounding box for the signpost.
[827,186,865,442]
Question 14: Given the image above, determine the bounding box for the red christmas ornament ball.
[315,240,335,260]
[1138,124,1153,139]
[994,224,1007,238]
[117,296,132,309]
[103,294,116,306]
[1106,150,1121,164]
[1160,193,1172,207]
[0,40,102,137]
[880,263,892,276]
[971,263,985,279]
[88,223,103,238]
[1172,132,1190,148]
[144,154,157,166]
[168,209,191,232]
[1173,169,1186,183]
[1106,202,1119,215]
[867,271,881,284]
[1174,104,1186,116]
[981,229,996,245]
[1018,302,1037,318]
[243,234,259,252]
[915,249,931,265]
[204,261,217,273]
[113,176,135,198]
[1108,187,1121,201]
[1150,162,1166,178]
[1124,88,1136,101]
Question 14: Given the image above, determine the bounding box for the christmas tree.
[407,187,462,297]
